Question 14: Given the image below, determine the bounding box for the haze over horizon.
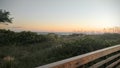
[0,0,120,32]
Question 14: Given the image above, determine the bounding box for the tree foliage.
[0,9,12,23]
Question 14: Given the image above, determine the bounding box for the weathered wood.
[116,64,120,68]
[106,59,120,68]
[36,45,120,68]
[89,53,120,68]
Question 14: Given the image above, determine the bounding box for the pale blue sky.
[0,0,120,32]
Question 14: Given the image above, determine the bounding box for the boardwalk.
[37,44,120,68]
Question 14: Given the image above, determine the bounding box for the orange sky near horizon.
[0,21,116,32]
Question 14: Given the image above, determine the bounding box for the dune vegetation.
[0,29,120,68]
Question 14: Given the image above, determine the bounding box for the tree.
[0,9,12,24]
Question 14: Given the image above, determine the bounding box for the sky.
[0,0,120,32]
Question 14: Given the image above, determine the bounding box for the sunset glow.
[0,0,120,33]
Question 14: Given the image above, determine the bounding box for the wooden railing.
[36,44,120,68]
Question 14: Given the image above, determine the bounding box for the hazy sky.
[0,0,120,32]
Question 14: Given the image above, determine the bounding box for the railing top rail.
[36,44,120,68]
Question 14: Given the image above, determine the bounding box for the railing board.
[116,64,120,68]
[36,45,120,68]
[106,59,120,68]
[89,53,120,68]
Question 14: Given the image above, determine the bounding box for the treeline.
[0,29,58,45]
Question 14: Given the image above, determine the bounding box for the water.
[37,32,74,35]
[36,32,104,35]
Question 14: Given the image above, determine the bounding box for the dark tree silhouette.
[0,9,12,24]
